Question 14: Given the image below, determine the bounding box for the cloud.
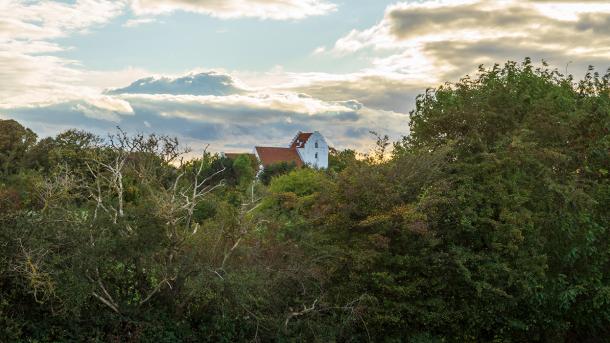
[312,46,327,55]
[0,0,126,40]
[0,1,406,153]
[8,0,610,155]
[279,73,421,114]
[129,0,337,20]
[107,71,246,96]
[120,92,359,119]
[0,47,139,121]
[0,1,139,121]
[139,97,407,152]
[74,96,134,122]
[123,17,157,27]
[6,67,410,153]
[330,0,610,82]
[100,68,414,151]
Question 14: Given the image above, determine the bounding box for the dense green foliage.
[0,60,608,342]
[259,161,297,185]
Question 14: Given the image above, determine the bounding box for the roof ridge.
[255,146,294,149]
[290,132,314,149]
[255,146,303,167]
[288,131,303,148]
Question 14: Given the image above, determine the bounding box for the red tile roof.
[255,147,303,167]
[290,132,313,149]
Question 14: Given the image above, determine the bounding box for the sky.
[2,0,610,153]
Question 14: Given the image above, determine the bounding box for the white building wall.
[252,147,265,175]
[296,131,328,169]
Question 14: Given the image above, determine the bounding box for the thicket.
[0,60,608,342]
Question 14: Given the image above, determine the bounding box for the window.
[315,153,318,159]
[315,142,318,148]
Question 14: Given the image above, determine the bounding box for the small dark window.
[315,142,319,148]
[315,152,318,159]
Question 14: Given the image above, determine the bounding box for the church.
[223,131,329,170]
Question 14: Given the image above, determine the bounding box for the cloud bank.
[9,68,409,152]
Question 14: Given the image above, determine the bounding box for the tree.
[232,154,256,186]
[0,119,37,175]
[259,161,297,185]
[328,148,357,173]
[398,59,610,340]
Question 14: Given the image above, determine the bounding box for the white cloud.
[121,92,357,119]
[107,71,247,96]
[129,0,337,20]
[0,1,138,120]
[312,46,327,55]
[76,96,134,121]
[0,0,126,40]
[123,17,157,27]
[530,1,610,21]
[0,47,141,120]
[0,50,80,108]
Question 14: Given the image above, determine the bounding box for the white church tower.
[290,131,329,169]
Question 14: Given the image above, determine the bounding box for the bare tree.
[37,164,80,213]
[79,130,227,313]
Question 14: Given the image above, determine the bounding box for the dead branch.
[139,275,176,306]
[92,292,120,314]
[284,299,319,333]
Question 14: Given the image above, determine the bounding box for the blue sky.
[2,0,610,152]
[56,1,395,73]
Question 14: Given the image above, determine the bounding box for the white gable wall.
[252,147,265,175]
[296,131,328,169]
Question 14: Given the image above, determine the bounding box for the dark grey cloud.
[424,38,610,82]
[385,1,610,47]
[344,127,371,139]
[292,75,421,114]
[575,13,610,33]
[388,4,535,40]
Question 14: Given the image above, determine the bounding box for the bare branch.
[221,237,242,270]
[92,292,120,314]
[139,276,176,306]
[284,299,319,332]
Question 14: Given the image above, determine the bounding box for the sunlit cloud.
[0,1,132,117]
[330,0,610,83]
[129,0,337,20]
[107,71,248,96]
[0,0,126,40]
[123,17,157,27]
